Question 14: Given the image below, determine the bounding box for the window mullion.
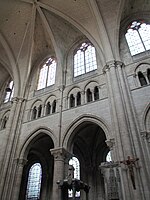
[84,50,86,73]
[46,65,50,87]
[137,29,147,51]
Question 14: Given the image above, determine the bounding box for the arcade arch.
[63,118,110,200]
[18,133,55,200]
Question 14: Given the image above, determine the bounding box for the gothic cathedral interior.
[0,0,150,200]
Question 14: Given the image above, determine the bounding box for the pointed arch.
[18,127,58,160]
[62,115,111,150]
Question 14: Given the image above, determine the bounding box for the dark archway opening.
[19,133,54,200]
[68,122,109,200]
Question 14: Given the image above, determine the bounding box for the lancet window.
[68,157,80,198]
[26,163,42,200]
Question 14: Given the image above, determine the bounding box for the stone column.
[103,62,135,199]
[11,158,27,200]
[116,62,150,199]
[0,97,26,200]
[103,62,133,158]
[50,148,70,200]
[103,61,150,199]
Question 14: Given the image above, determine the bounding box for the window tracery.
[125,20,150,56]
[74,42,97,77]
[37,57,56,90]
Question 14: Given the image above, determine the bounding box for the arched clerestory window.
[125,20,150,56]
[26,163,42,200]
[4,80,14,103]
[138,71,147,86]
[37,57,57,90]
[74,42,97,77]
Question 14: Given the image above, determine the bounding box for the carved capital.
[103,61,124,73]
[100,161,120,169]
[50,147,71,161]
[11,97,26,104]
[58,85,65,91]
[115,61,124,68]
[106,138,115,150]
[103,64,110,73]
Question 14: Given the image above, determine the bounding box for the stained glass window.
[4,80,14,103]
[125,21,150,56]
[26,163,42,200]
[37,57,56,90]
[106,151,112,162]
[68,157,80,198]
[74,42,97,77]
